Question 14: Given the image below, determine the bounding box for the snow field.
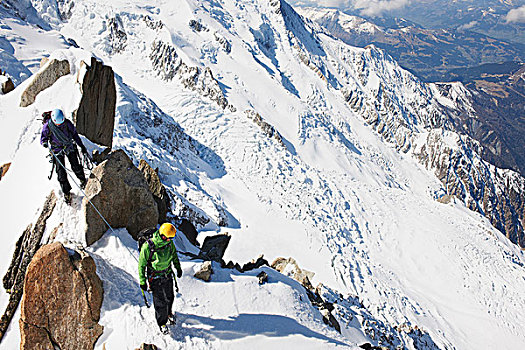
[1,1,525,349]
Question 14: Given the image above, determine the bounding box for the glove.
[177,269,182,278]
[43,142,48,148]
[140,283,148,291]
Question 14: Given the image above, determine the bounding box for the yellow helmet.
[159,223,177,238]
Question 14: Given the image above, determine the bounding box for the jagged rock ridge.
[150,40,235,111]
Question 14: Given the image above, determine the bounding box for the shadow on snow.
[176,312,348,347]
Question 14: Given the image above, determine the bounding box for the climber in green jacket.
[138,223,182,335]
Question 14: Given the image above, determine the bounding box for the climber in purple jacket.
[41,109,87,204]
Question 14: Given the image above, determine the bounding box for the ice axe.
[141,289,151,308]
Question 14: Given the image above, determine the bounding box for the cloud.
[457,20,478,30]
[289,0,412,16]
[506,5,525,23]
[353,0,411,16]
[289,0,350,8]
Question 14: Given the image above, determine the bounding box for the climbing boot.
[160,324,169,335]
[167,313,176,325]
[64,192,72,205]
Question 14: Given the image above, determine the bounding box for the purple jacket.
[41,119,84,153]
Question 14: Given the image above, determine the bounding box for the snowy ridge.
[1,0,525,349]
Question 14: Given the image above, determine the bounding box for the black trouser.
[54,149,86,195]
[150,274,174,327]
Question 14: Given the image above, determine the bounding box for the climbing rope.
[48,148,140,263]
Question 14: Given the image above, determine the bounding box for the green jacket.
[138,230,182,285]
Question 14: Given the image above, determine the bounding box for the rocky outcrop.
[414,129,525,247]
[177,218,199,246]
[194,261,213,282]
[272,257,315,290]
[19,59,70,107]
[57,0,75,20]
[74,57,116,148]
[1,77,14,94]
[149,40,181,81]
[150,40,236,111]
[171,190,229,228]
[142,15,164,30]
[271,257,340,332]
[245,110,285,147]
[257,271,268,284]
[0,162,10,181]
[223,255,269,273]
[108,16,127,54]
[189,19,207,32]
[0,191,57,341]
[214,32,231,54]
[92,147,111,164]
[20,242,103,350]
[84,150,158,246]
[199,234,231,262]
[138,160,171,224]
[0,70,14,94]
[135,344,158,350]
[319,285,440,349]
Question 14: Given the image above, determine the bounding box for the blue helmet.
[51,109,65,125]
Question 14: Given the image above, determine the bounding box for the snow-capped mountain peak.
[1,1,525,349]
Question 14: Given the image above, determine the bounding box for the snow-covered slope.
[1,0,525,349]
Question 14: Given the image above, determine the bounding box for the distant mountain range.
[332,0,525,45]
[297,7,525,82]
[384,0,525,45]
[297,7,525,178]
[458,64,525,175]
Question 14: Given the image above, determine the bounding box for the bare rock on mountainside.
[0,69,14,94]
[194,261,213,282]
[199,234,231,262]
[19,59,70,107]
[414,130,525,248]
[0,192,57,342]
[0,162,10,181]
[257,271,268,284]
[74,57,116,148]
[271,257,341,333]
[84,150,158,246]
[92,147,111,164]
[1,77,14,94]
[108,16,127,54]
[245,110,285,147]
[135,344,158,350]
[150,40,236,112]
[138,160,171,224]
[272,257,315,290]
[177,218,200,246]
[20,242,103,350]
